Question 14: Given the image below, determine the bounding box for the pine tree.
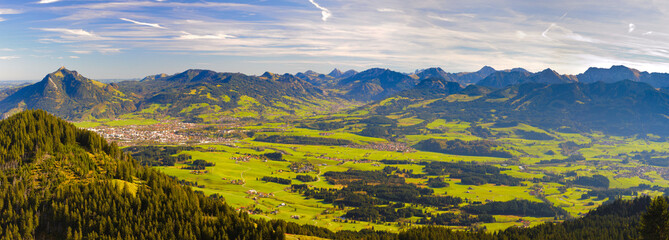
[641,196,669,240]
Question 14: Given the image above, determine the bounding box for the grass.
[71,121,102,128]
[136,118,669,233]
[433,179,542,203]
[105,118,160,126]
[111,179,138,196]
[155,148,399,232]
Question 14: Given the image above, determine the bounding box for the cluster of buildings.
[87,121,236,146]
[614,165,669,181]
[345,143,416,153]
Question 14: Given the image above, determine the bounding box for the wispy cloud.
[6,0,669,78]
[72,44,121,54]
[428,15,453,22]
[38,0,60,4]
[176,31,235,40]
[542,23,556,40]
[308,0,331,22]
[541,24,597,43]
[0,56,19,60]
[38,28,106,41]
[71,50,92,54]
[39,28,97,37]
[516,31,527,39]
[377,8,403,13]
[628,23,635,33]
[120,17,166,29]
[0,9,22,15]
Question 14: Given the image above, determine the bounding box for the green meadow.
[136,117,669,233]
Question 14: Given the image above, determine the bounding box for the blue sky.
[1,0,668,80]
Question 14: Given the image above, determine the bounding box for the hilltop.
[0,67,135,119]
[117,69,335,122]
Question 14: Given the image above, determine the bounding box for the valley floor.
[73,115,669,233]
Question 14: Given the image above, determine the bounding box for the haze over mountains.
[2,64,669,136]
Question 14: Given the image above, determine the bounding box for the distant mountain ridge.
[3,65,669,125]
[578,65,669,88]
[477,68,577,88]
[367,79,669,136]
[337,68,420,101]
[415,66,497,85]
[295,68,357,87]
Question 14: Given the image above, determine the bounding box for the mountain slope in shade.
[296,70,337,87]
[396,77,464,99]
[450,66,497,84]
[0,67,135,119]
[477,68,576,88]
[416,67,456,82]
[416,66,534,86]
[505,80,669,134]
[476,71,533,88]
[296,69,357,87]
[578,65,669,88]
[367,80,669,136]
[338,68,420,101]
[578,65,642,83]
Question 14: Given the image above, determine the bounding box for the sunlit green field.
[142,117,669,233]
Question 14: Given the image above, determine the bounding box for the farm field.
[119,116,669,233]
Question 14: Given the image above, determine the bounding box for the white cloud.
[643,31,653,36]
[18,0,669,76]
[68,45,120,54]
[428,15,453,22]
[0,9,22,15]
[38,28,106,41]
[0,48,13,51]
[0,56,19,60]
[377,8,403,13]
[516,31,527,39]
[71,50,92,54]
[97,48,121,54]
[628,23,635,33]
[0,17,4,22]
[308,0,331,22]
[38,38,72,43]
[176,31,234,40]
[120,17,167,29]
[39,28,97,37]
[542,23,556,40]
[38,0,60,4]
[542,24,597,43]
[69,56,79,59]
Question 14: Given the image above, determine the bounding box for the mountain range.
[2,65,669,136]
[116,69,328,122]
